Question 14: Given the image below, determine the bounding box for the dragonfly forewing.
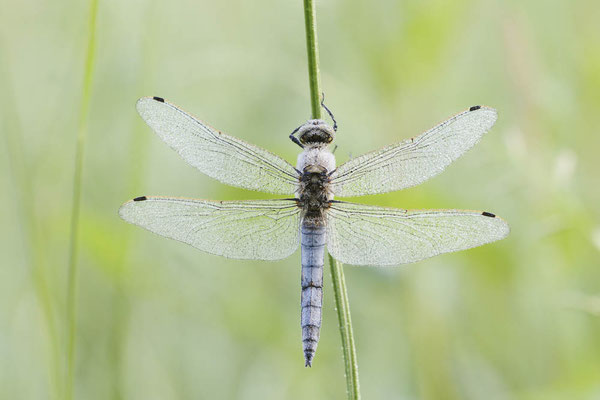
[329,106,498,197]
[137,97,300,195]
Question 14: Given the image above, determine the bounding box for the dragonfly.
[119,96,509,367]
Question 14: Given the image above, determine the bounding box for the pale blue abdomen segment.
[300,223,326,367]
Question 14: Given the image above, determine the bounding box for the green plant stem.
[303,0,322,119]
[0,45,62,400]
[66,0,98,399]
[302,1,360,398]
[329,255,361,399]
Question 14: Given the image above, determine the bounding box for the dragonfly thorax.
[298,119,335,146]
[298,165,331,222]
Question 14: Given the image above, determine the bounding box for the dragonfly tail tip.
[304,352,314,367]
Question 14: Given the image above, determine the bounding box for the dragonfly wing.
[137,97,300,195]
[119,197,301,260]
[330,106,497,197]
[326,201,509,266]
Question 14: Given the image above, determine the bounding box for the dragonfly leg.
[320,92,338,132]
[289,124,304,148]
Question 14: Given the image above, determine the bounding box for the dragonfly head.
[298,120,335,146]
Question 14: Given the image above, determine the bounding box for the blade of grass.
[65,0,99,399]
[0,44,62,400]
[329,255,361,399]
[302,1,361,398]
[104,6,159,398]
[303,0,322,119]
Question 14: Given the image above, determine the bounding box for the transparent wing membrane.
[136,97,300,195]
[326,201,509,266]
[119,197,301,260]
[126,100,508,266]
[330,106,498,197]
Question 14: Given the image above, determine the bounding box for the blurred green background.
[1,0,599,398]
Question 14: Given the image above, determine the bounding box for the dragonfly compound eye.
[298,120,336,145]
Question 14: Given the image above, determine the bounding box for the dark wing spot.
[152,96,165,103]
[469,105,481,111]
[133,196,148,202]
[482,211,496,218]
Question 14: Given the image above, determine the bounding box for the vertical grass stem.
[66,0,99,398]
[303,0,322,119]
[329,255,361,399]
[0,46,62,400]
[302,1,361,398]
